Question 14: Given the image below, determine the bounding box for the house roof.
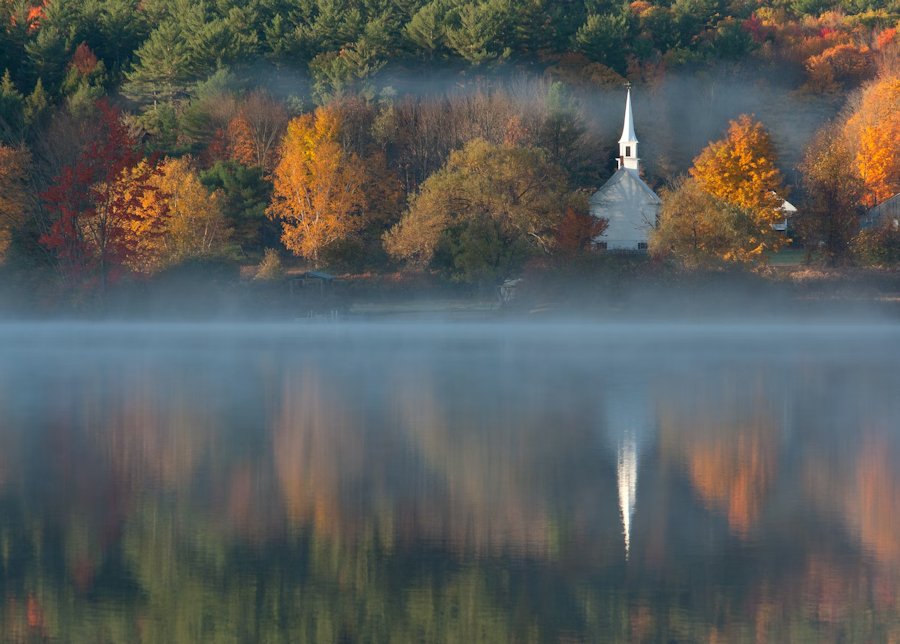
[867,193,900,216]
[298,270,335,281]
[589,168,661,205]
[862,193,900,229]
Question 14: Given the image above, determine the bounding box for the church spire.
[618,84,639,171]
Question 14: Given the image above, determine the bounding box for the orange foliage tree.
[226,113,256,167]
[805,44,876,93]
[267,106,367,262]
[844,75,900,207]
[123,156,230,273]
[226,91,289,171]
[689,114,786,258]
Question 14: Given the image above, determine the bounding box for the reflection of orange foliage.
[801,556,852,624]
[393,378,553,556]
[659,386,781,537]
[105,377,201,488]
[688,429,776,535]
[26,595,43,629]
[852,438,900,566]
[274,371,362,538]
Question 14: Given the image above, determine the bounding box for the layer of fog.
[249,60,842,184]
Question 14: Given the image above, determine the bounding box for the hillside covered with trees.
[0,0,897,311]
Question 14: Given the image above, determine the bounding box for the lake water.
[1,321,899,642]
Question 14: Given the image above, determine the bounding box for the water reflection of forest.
[0,341,899,641]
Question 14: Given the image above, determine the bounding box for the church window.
[595,242,608,250]
[637,242,648,250]
[625,146,631,156]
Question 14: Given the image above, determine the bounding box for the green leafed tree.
[445,0,514,66]
[201,160,277,258]
[405,1,448,59]
[24,78,50,131]
[573,12,630,73]
[124,22,194,103]
[97,0,149,78]
[795,122,863,266]
[384,138,579,281]
[0,70,24,142]
[24,25,71,94]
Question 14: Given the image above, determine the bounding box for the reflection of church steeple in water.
[617,433,638,559]
[602,383,654,561]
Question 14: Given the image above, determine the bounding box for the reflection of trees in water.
[391,368,557,557]
[852,437,900,567]
[102,368,204,488]
[658,377,779,538]
[274,367,363,539]
[3,352,900,640]
[805,428,900,570]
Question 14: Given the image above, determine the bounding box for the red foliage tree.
[40,100,158,289]
[555,207,607,255]
[69,42,99,76]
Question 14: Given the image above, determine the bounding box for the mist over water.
[1,320,899,641]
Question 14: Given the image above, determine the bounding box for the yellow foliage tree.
[267,107,367,262]
[124,156,230,273]
[0,145,30,262]
[689,114,786,257]
[844,75,900,207]
[650,177,766,267]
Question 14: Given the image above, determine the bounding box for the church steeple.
[618,84,639,171]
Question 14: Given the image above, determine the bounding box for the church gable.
[590,169,660,207]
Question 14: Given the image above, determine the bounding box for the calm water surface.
[1,321,899,642]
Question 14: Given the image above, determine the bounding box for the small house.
[861,193,900,231]
[772,197,798,233]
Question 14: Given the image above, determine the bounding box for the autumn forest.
[0,0,898,312]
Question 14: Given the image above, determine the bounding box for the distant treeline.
[0,0,897,308]
[1,0,897,106]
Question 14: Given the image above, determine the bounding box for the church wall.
[590,181,659,251]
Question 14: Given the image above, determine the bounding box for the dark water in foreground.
[1,322,899,642]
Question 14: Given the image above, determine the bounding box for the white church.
[590,86,661,251]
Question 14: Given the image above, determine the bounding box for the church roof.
[590,168,661,205]
[619,87,637,144]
